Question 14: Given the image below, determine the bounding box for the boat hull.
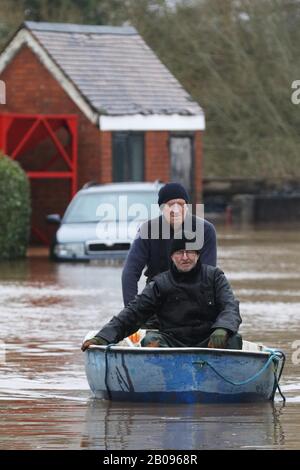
[85,346,284,404]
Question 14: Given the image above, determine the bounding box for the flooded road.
[0,227,299,449]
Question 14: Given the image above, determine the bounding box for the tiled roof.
[24,21,203,116]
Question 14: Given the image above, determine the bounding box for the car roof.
[80,181,163,194]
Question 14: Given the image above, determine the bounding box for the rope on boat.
[269,350,286,402]
[103,346,286,402]
[193,350,286,402]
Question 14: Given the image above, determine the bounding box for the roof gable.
[0,27,98,124]
[0,21,204,129]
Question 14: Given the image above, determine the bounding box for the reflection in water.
[81,399,286,450]
[0,228,299,449]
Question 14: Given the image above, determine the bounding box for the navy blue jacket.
[122,214,217,306]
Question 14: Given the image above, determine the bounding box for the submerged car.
[47,181,162,260]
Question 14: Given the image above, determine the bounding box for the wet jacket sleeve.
[95,281,162,344]
[201,220,217,267]
[121,228,150,306]
[211,268,242,334]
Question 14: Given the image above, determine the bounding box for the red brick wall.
[145,131,170,182]
[0,45,103,243]
[100,131,112,183]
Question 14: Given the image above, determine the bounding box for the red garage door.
[0,113,78,244]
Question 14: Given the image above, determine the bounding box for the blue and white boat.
[84,334,285,404]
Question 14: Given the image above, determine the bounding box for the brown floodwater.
[0,227,299,449]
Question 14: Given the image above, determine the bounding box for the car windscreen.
[63,191,160,223]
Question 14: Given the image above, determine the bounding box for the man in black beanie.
[157,182,190,207]
[121,182,217,328]
[82,232,241,351]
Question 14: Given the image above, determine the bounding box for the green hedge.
[0,153,31,259]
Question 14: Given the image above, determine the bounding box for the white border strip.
[99,113,205,131]
[0,29,98,124]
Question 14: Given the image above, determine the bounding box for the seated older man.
[82,233,242,351]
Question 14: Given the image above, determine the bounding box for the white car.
[47,181,162,260]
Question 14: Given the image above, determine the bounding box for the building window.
[170,134,194,201]
[113,132,144,182]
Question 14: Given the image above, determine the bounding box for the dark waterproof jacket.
[97,261,241,347]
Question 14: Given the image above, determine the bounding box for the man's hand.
[208,328,228,349]
[81,336,108,351]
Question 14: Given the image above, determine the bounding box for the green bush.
[0,152,31,259]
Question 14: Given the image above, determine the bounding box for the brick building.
[0,21,205,243]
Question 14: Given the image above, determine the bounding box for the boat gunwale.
[87,345,276,358]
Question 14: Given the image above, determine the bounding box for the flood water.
[0,227,299,450]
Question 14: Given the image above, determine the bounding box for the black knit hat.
[170,231,201,256]
[158,182,189,206]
